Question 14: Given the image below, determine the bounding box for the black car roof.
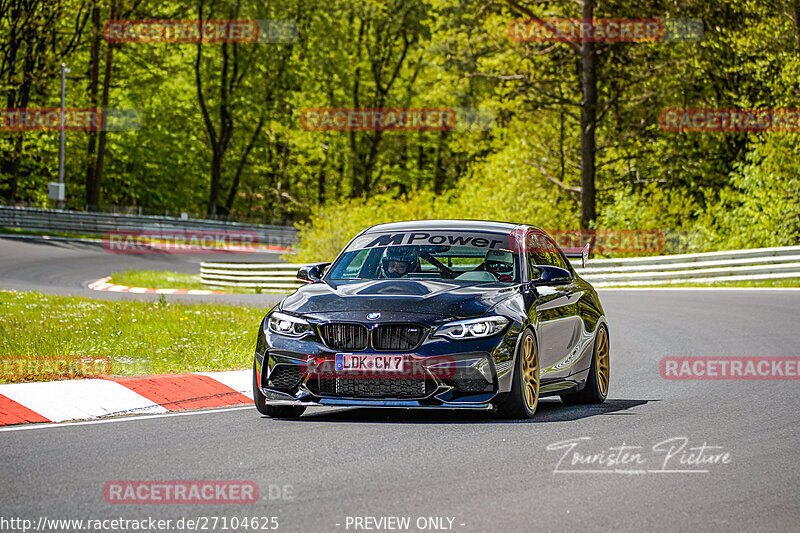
[362,219,539,234]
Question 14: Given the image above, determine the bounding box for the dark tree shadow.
[274,398,655,425]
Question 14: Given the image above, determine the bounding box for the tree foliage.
[0,0,798,253]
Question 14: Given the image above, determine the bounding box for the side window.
[527,254,541,280]
[526,232,554,266]
[526,232,548,279]
[526,232,569,273]
[548,240,570,270]
[330,249,371,279]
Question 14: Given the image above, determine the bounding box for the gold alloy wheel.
[521,334,540,411]
[596,327,610,396]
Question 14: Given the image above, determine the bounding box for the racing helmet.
[382,246,420,278]
[485,250,514,280]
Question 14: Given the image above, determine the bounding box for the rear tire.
[561,325,609,405]
[497,329,539,419]
[253,361,306,418]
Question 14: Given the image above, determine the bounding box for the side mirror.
[297,262,330,283]
[531,265,572,285]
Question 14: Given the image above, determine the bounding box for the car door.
[526,231,583,382]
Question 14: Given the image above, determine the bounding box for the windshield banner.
[346,231,509,252]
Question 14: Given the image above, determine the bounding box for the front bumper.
[254,315,522,409]
[258,351,503,409]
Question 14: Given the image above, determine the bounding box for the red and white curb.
[88,276,224,295]
[0,370,252,426]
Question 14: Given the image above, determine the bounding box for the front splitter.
[264,398,494,410]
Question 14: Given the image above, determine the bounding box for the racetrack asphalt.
[0,235,285,306]
[1,236,799,532]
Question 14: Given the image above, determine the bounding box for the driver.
[484,250,515,282]
[381,246,420,278]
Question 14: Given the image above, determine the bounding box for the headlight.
[433,316,509,340]
[266,311,314,338]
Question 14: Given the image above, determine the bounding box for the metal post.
[57,63,70,210]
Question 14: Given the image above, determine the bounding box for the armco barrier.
[200,262,307,291]
[0,206,298,249]
[574,245,800,286]
[200,245,800,292]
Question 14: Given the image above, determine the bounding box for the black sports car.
[253,220,609,419]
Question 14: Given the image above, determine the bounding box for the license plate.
[335,353,404,373]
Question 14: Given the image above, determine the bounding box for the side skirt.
[539,379,582,397]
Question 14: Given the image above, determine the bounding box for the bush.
[287,190,450,263]
[697,134,800,250]
[288,134,579,262]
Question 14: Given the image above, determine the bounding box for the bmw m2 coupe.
[253,220,609,419]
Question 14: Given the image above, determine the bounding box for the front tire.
[253,361,306,418]
[561,325,609,405]
[497,329,539,419]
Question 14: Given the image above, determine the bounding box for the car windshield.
[325,231,520,284]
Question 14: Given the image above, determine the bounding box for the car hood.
[280,279,515,319]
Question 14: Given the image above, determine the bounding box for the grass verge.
[0,290,267,383]
[108,269,260,294]
[0,226,101,240]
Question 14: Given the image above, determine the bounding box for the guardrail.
[200,245,800,292]
[0,206,298,248]
[572,245,800,286]
[200,262,307,291]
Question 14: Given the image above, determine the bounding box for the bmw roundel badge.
[367,312,381,320]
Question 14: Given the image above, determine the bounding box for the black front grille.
[319,323,368,350]
[268,365,303,390]
[372,324,426,351]
[312,378,431,398]
[334,378,428,398]
[316,378,337,395]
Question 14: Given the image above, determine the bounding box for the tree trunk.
[1,1,37,203]
[795,0,800,59]
[207,148,223,216]
[317,169,326,204]
[433,130,447,194]
[88,0,117,211]
[224,117,264,213]
[93,34,115,209]
[0,136,23,202]
[361,132,383,195]
[85,1,101,210]
[317,145,328,205]
[579,0,597,229]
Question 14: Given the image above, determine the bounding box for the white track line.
[0,405,254,433]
